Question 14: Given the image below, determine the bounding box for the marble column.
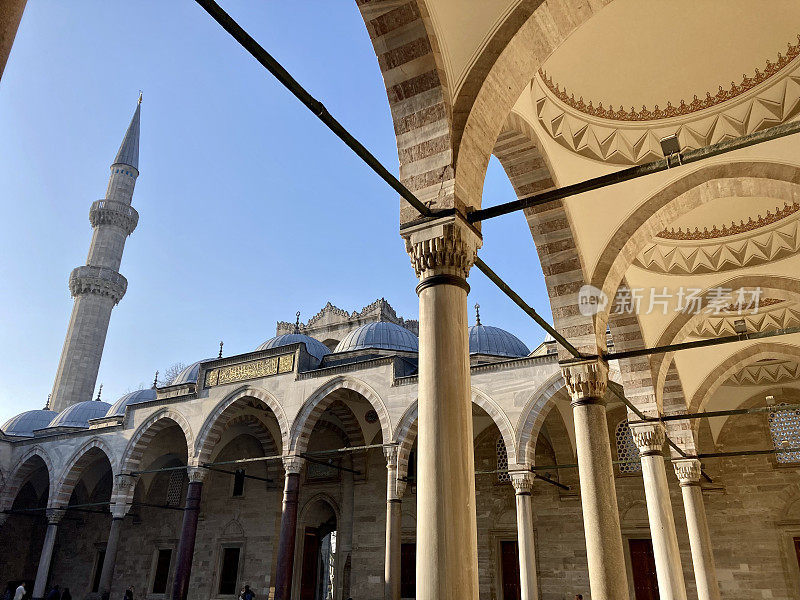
[510,472,538,600]
[630,422,687,600]
[275,455,304,600]
[403,215,482,600]
[32,509,63,600]
[384,446,403,600]
[171,467,206,600]
[97,502,128,598]
[561,359,629,600]
[673,459,721,600]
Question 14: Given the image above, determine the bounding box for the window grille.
[496,437,510,482]
[615,419,642,473]
[165,470,185,507]
[769,403,800,463]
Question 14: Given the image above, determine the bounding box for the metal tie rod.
[629,402,800,424]
[192,0,574,357]
[468,120,800,223]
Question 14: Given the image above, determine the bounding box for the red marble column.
[275,456,304,600]
[171,468,205,600]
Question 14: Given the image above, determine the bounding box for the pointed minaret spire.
[50,97,143,412]
[113,94,141,170]
[474,303,481,326]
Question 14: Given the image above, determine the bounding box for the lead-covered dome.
[2,409,58,437]
[334,322,419,353]
[469,324,530,358]
[256,334,330,362]
[171,359,214,385]
[49,400,112,429]
[106,388,157,417]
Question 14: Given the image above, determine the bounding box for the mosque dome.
[49,400,112,429]
[469,324,530,358]
[334,322,419,353]
[2,409,58,437]
[256,334,330,362]
[106,388,157,417]
[171,359,214,385]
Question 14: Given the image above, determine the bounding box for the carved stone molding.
[629,422,666,455]
[658,202,800,240]
[673,458,702,485]
[113,473,136,498]
[187,466,208,484]
[46,508,64,525]
[110,502,130,519]
[693,304,800,339]
[634,218,800,275]
[511,471,535,494]
[561,359,609,403]
[402,216,482,280]
[282,455,305,475]
[535,43,800,165]
[89,200,139,235]
[729,359,800,386]
[384,445,399,468]
[69,265,127,304]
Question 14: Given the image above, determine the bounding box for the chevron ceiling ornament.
[535,43,800,165]
[634,216,800,275]
[728,359,800,386]
[692,301,800,338]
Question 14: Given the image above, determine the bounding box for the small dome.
[49,401,112,429]
[334,322,419,353]
[469,325,530,358]
[106,388,157,417]
[171,359,214,385]
[256,334,330,362]
[2,409,58,437]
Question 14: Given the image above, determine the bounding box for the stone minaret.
[49,97,141,412]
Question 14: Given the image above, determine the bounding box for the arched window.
[768,403,800,463]
[166,469,185,507]
[496,437,510,482]
[615,419,641,474]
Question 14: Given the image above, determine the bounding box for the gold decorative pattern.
[539,35,800,122]
[204,353,295,388]
[657,203,800,240]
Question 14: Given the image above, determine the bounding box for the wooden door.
[299,528,320,600]
[500,540,521,600]
[629,539,660,600]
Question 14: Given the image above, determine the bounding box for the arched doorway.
[298,497,338,600]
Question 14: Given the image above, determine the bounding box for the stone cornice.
[539,34,800,123]
[69,265,127,304]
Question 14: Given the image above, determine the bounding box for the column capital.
[673,458,702,485]
[110,502,130,519]
[45,508,64,525]
[186,466,208,484]
[561,359,609,404]
[282,455,305,475]
[401,214,482,282]
[510,471,535,494]
[629,421,666,456]
[384,445,399,468]
[113,473,137,497]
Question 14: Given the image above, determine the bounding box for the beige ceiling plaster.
[539,0,800,109]
[425,0,522,102]
[704,382,800,444]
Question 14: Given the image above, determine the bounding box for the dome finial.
[474,302,481,326]
[152,371,159,389]
[218,340,224,358]
[295,311,301,334]
[96,384,103,401]
[44,393,51,410]
[138,90,143,105]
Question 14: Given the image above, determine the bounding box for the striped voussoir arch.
[218,414,279,457]
[1,446,54,511]
[515,371,567,466]
[121,408,194,475]
[195,387,289,464]
[290,377,391,455]
[52,438,115,508]
[394,389,518,479]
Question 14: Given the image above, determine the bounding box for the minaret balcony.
[69,265,128,304]
[89,200,139,235]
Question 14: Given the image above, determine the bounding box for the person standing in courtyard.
[12,583,24,600]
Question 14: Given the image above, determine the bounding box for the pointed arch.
[290,377,391,455]
[120,408,193,474]
[195,386,289,464]
[515,371,568,465]
[52,437,116,507]
[1,445,54,511]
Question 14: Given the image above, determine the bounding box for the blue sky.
[0,1,550,424]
